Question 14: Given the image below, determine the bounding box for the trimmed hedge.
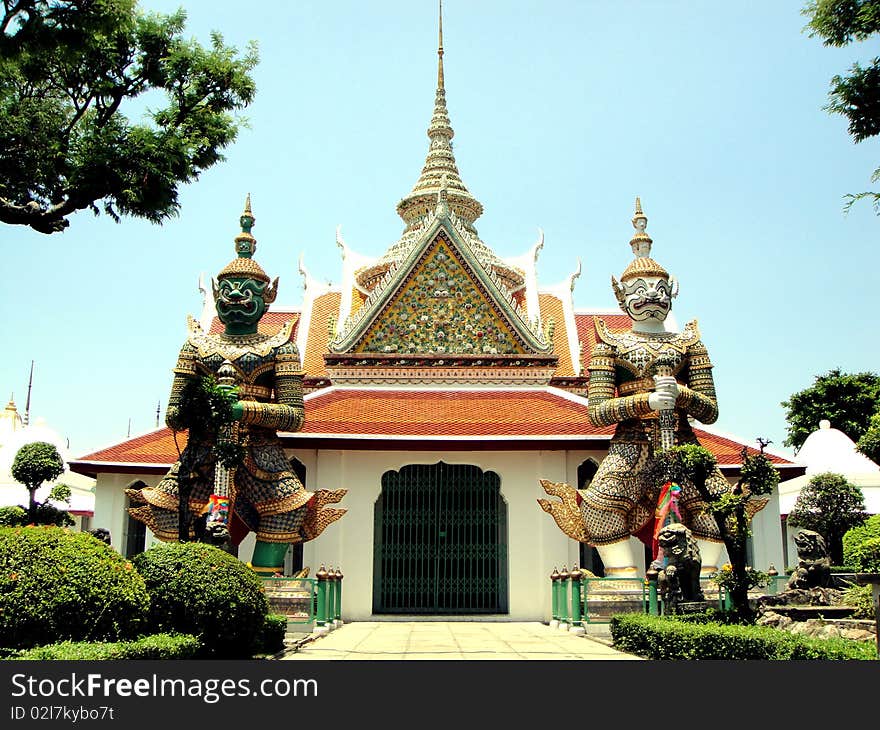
[0,527,149,650]
[133,542,269,659]
[13,634,201,660]
[843,515,880,568]
[259,614,288,655]
[610,613,876,660]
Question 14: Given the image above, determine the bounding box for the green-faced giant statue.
[127,197,346,575]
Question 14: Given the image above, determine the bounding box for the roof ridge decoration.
[354,2,525,295]
[329,213,551,356]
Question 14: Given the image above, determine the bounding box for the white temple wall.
[291,447,622,622]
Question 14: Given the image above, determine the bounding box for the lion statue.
[787,530,831,590]
[650,523,704,608]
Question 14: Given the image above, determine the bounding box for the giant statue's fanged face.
[620,275,673,322]
[214,276,268,329]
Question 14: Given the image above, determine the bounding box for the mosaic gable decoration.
[330,210,552,356]
[353,231,537,356]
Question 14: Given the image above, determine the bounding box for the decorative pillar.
[645,567,660,616]
[568,566,585,635]
[334,567,344,627]
[557,567,570,631]
[550,568,561,628]
[314,565,330,635]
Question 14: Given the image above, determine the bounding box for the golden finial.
[437,0,445,90]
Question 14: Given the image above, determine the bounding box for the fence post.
[334,567,344,627]
[314,565,330,635]
[557,567,570,631]
[549,568,561,628]
[645,567,660,616]
[568,566,585,635]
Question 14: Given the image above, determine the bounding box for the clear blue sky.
[2,0,878,459]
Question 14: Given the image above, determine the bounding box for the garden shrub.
[0,506,26,527]
[13,634,201,660]
[133,542,269,659]
[0,527,149,651]
[609,613,876,660]
[843,514,880,567]
[258,613,288,655]
[845,536,880,573]
[841,583,875,619]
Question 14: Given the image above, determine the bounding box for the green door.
[373,462,508,614]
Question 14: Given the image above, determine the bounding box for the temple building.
[70,13,802,620]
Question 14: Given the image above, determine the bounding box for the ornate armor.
[580,318,729,544]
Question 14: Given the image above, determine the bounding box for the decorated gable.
[355,233,530,355]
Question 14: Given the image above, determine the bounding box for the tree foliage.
[781,368,880,451]
[803,0,880,213]
[787,472,867,565]
[10,440,64,523]
[656,444,779,622]
[0,0,258,234]
[856,411,880,463]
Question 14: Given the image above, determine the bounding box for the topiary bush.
[258,613,288,655]
[0,527,150,651]
[12,633,201,660]
[133,542,269,659]
[0,506,26,527]
[843,514,880,569]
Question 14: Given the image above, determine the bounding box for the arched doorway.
[373,462,508,614]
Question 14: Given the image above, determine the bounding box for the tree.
[658,444,779,622]
[781,368,880,451]
[787,472,868,565]
[10,441,65,523]
[803,0,880,213]
[0,0,258,234]
[856,411,880,463]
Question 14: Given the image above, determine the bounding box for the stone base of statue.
[671,600,715,615]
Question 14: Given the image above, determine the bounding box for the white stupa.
[779,420,880,515]
[0,398,95,516]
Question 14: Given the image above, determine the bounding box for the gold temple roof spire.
[438,0,445,90]
[395,0,483,234]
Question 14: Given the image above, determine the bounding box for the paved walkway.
[280,621,641,660]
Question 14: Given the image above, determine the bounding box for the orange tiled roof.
[299,388,606,438]
[539,293,574,376]
[302,291,341,378]
[575,312,631,364]
[77,429,189,465]
[207,310,300,338]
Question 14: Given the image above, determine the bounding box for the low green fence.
[549,570,792,625]
[262,566,344,628]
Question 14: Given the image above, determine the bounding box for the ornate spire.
[396,0,484,234]
[437,0,444,90]
[620,197,668,282]
[217,194,273,289]
[629,196,653,257]
[235,193,257,259]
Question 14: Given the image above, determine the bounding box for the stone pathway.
[279,621,640,660]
